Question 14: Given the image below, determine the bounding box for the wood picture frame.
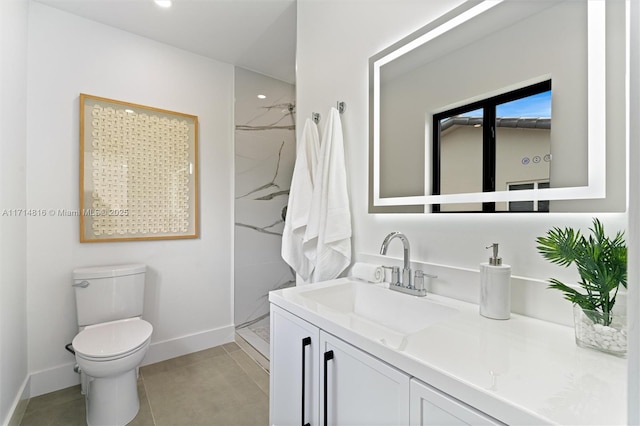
[79,94,199,242]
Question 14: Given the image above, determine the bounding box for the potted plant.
[536,218,627,356]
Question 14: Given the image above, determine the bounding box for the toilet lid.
[73,318,153,359]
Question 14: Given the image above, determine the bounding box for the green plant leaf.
[547,278,597,311]
[536,226,581,267]
[537,218,627,323]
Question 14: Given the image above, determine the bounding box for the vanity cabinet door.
[409,379,503,426]
[270,305,320,426]
[320,332,410,426]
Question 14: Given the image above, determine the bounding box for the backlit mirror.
[369,0,609,213]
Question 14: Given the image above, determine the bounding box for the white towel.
[349,262,384,283]
[281,118,320,281]
[303,108,352,283]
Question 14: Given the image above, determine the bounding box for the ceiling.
[34,0,297,84]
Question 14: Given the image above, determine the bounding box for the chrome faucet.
[380,232,436,297]
[380,231,412,287]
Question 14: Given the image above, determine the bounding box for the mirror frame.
[369,0,606,211]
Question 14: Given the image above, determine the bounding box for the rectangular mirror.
[369,0,610,213]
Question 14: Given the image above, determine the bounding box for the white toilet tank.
[73,264,146,327]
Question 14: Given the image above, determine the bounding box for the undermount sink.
[298,280,458,350]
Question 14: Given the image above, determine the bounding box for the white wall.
[0,0,29,423]
[296,0,627,323]
[26,2,235,397]
[627,1,640,422]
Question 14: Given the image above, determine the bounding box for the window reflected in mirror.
[436,108,484,212]
[508,182,550,212]
[433,80,552,213]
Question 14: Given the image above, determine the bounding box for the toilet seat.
[73,317,153,362]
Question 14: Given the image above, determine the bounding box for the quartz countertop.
[269,278,627,425]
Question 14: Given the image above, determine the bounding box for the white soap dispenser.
[479,243,511,320]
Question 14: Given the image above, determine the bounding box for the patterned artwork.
[80,94,198,242]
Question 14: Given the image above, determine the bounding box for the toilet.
[71,264,153,426]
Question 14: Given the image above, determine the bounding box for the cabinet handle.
[323,350,334,426]
[301,337,311,426]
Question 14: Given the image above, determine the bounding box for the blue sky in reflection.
[459,90,552,118]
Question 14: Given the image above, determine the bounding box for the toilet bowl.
[73,318,153,426]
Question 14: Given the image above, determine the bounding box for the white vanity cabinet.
[320,332,410,425]
[270,305,409,425]
[270,305,320,426]
[270,279,627,425]
[409,379,503,426]
[270,303,499,426]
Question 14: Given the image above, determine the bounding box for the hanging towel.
[281,118,320,282]
[303,108,352,282]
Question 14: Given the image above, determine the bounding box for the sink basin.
[298,280,458,350]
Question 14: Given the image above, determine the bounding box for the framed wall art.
[79,94,199,242]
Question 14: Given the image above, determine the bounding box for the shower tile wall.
[234,67,296,340]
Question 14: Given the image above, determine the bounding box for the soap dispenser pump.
[480,243,511,320]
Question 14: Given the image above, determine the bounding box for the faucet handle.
[414,270,437,292]
[414,270,425,291]
[382,265,400,285]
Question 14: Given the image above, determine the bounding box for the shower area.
[234,67,296,359]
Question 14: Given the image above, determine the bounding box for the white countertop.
[269,278,627,425]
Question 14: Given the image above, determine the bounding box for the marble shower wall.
[234,67,296,328]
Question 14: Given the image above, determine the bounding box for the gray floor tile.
[128,379,155,426]
[143,352,268,426]
[222,342,241,353]
[20,395,86,426]
[141,346,227,378]
[228,349,269,395]
[24,385,83,414]
[19,342,269,426]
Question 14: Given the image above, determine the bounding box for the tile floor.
[19,341,270,426]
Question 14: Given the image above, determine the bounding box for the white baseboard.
[4,375,30,426]
[28,362,80,399]
[27,324,235,399]
[141,324,235,366]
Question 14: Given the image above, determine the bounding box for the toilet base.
[85,369,140,426]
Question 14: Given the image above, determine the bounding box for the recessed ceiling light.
[154,0,172,8]
[257,94,266,99]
